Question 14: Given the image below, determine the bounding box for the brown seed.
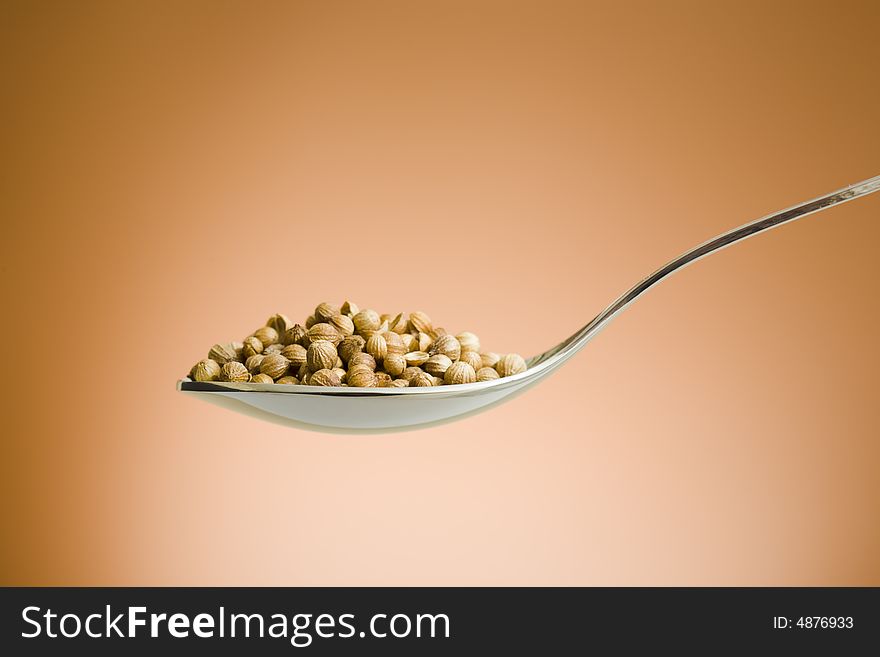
[282,324,307,346]
[383,353,406,377]
[315,302,340,324]
[307,340,337,372]
[329,313,355,337]
[260,353,290,379]
[424,354,453,377]
[276,376,299,385]
[309,368,341,386]
[191,359,220,382]
[374,371,392,386]
[305,314,317,328]
[348,352,377,371]
[476,367,500,382]
[281,344,307,368]
[408,311,432,335]
[341,300,359,317]
[346,363,373,378]
[308,322,341,346]
[401,366,423,382]
[417,332,433,352]
[383,331,405,355]
[348,368,378,387]
[263,343,283,355]
[251,373,274,384]
[404,351,429,367]
[431,376,444,386]
[456,332,480,354]
[399,333,418,352]
[365,334,387,362]
[410,371,434,387]
[266,313,292,335]
[338,335,366,363]
[253,326,279,347]
[229,342,244,361]
[208,343,237,364]
[245,354,265,374]
[388,312,407,334]
[429,335,461,361]
[332,367,347,382]
[459,350,483,372]
[297,362,310,380]
[496,353,527,377]
[389,379,409,388]
[480,352,500,369]
[352,309,380,334]
[242,335,263,358]
[220,361,250,382]
[444,361,476,385]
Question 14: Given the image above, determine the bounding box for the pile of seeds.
[188,302,527,388]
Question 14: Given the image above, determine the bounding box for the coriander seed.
[476,367,500,382]
[424,354,453,377]
[208,343,237,365]
[242,336,263,358]
[281,344,307,368]
[266,313,292,334]
[410,371,434,387]
[429,334,461,361]
[283,324,307,346]
[401,366,423,382]
[365,334,387,362]
[310,368,341,387]
[307,341,337,372]
[383,353,406,377]
[444,361,476,385]
[408,311,432,335]
[404,351,429,367]
[459,350,483,372]
[329,313,355,337]
[245,354,265,374]
[253,326,279,347]
[456,331,480,354]
[220,361,250,382]
[348,352,376,371]
[307,322,341,346]
[496,353,527,377]
[348,368,378,388]
[188,303,527,389]
[191,359,220,382]
[314,302,339,323]
[260,353,290,379]
[338,335,366,363]
[352,309,380,334]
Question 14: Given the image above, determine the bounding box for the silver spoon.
[178,174,880,433]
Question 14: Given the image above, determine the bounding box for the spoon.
[178,174,880,433]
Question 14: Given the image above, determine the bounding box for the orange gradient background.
[2,0,879,585]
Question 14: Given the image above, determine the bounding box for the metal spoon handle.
[534,174,880,366]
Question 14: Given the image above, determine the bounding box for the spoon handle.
[538,174,880,366]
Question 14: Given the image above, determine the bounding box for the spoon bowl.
[178,174,880,433]
[177,363,556,433]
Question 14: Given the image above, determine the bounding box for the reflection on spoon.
[178,175,880,433]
